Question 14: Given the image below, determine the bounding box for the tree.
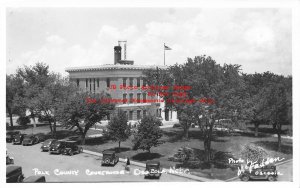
[15,62,52,128]
[6,74,25,126]
[168,56,247,162]
[106,110,131,150]
[35,74,77,137]
[133,115,163,153]
[261,76,292,151]
[56,92,115,145]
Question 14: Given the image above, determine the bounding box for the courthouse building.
[65,45,177,122]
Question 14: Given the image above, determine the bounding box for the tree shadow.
[131,152,164,161]
[163,129,227,143]
[248,127,289,135]
[254,141,293,155]
[84,137,109,146]
[103,147,131,153]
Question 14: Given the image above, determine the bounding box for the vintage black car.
[23,176,46,183]
[49,140,67,154]
[61,141,83,156]
[101,150,119,166]
[6,166,24,183]
[41,139,57,152]
[6,131,20,143]
[239,165,278,181]
[6,150,14,165]
[12,133,26,145]
[144,161,162,179]
[22,135,40,146]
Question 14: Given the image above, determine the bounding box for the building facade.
[65,45,177,122]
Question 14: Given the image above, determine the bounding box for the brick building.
[65,45,177,122]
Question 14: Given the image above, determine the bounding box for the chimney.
[114,46,122,64]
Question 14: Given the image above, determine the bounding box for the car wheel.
[17,175,23,182]
[241,175,250,181]
[268,176,276,181]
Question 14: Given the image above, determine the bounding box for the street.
[6,142,193,182]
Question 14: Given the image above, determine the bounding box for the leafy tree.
[133,115,163,153]
[15,62,52,127]
[260,76,292,151]
[6,74,25,126]
[35,74,77,137]
[106,110,131,150]
[168,56,247,161]
[56,92,115,145]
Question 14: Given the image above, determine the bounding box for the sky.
[6,8,292,76]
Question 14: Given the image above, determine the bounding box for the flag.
[164,44,172,50]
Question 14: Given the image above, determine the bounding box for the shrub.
[16,116,30,126]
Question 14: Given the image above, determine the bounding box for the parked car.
[144,161,162,179]
[61,141,83,156]
[49,140,67,154]
[239,165,278,181]
[6,166,24,183]
[101,150,119,166]
[41,139,57,152]
[23,176,46,183]
[22,135,40,146]
[6,150,14,165]
[6,131,20,143]
[12,133,26,145]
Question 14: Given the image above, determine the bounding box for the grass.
[8,124,293,180]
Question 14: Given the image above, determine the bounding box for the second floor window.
[137,93,141,103]
[129,93,133,103]
[129,78,133,87]
[123,78,127,87]
[77,79,79,87]
[97,78,99,87]
[106,78,110,88]
[143,93,147,103]
[137,78,140,87]
[123,93,127,104]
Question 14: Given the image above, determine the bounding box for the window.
[137,78,140,87]
[129,93,134,103]
[143,93,147,103]
[123,93,127,104]
[143,110,147,118]
[77,79,80,87]
[86,79,88,88]
[137,110,141,120]
[93,78,96,92]
[129,78,133,87]
[137,93,141,103]
[90,78,92,92]
[124,111,128,119]
[123,78,127,87]
[106,78,110,88]
[129,111,133,120]
[142,78,147,86]
[97,78,99,87]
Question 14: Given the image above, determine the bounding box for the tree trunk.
[53,120,57,138]
[9,112,14,127]
[254,123,259,137]
[204,120,214,162]
[277,124,282,152]
[48,120,53,138]
[81,134,86,145]
[118,141,121,150]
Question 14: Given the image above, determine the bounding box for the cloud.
[10,9,291,76]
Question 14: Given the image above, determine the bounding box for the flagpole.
[164,43,165,66]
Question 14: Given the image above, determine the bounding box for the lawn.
[83,127,293,180]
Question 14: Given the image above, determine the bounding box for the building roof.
[65,64,167,72]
